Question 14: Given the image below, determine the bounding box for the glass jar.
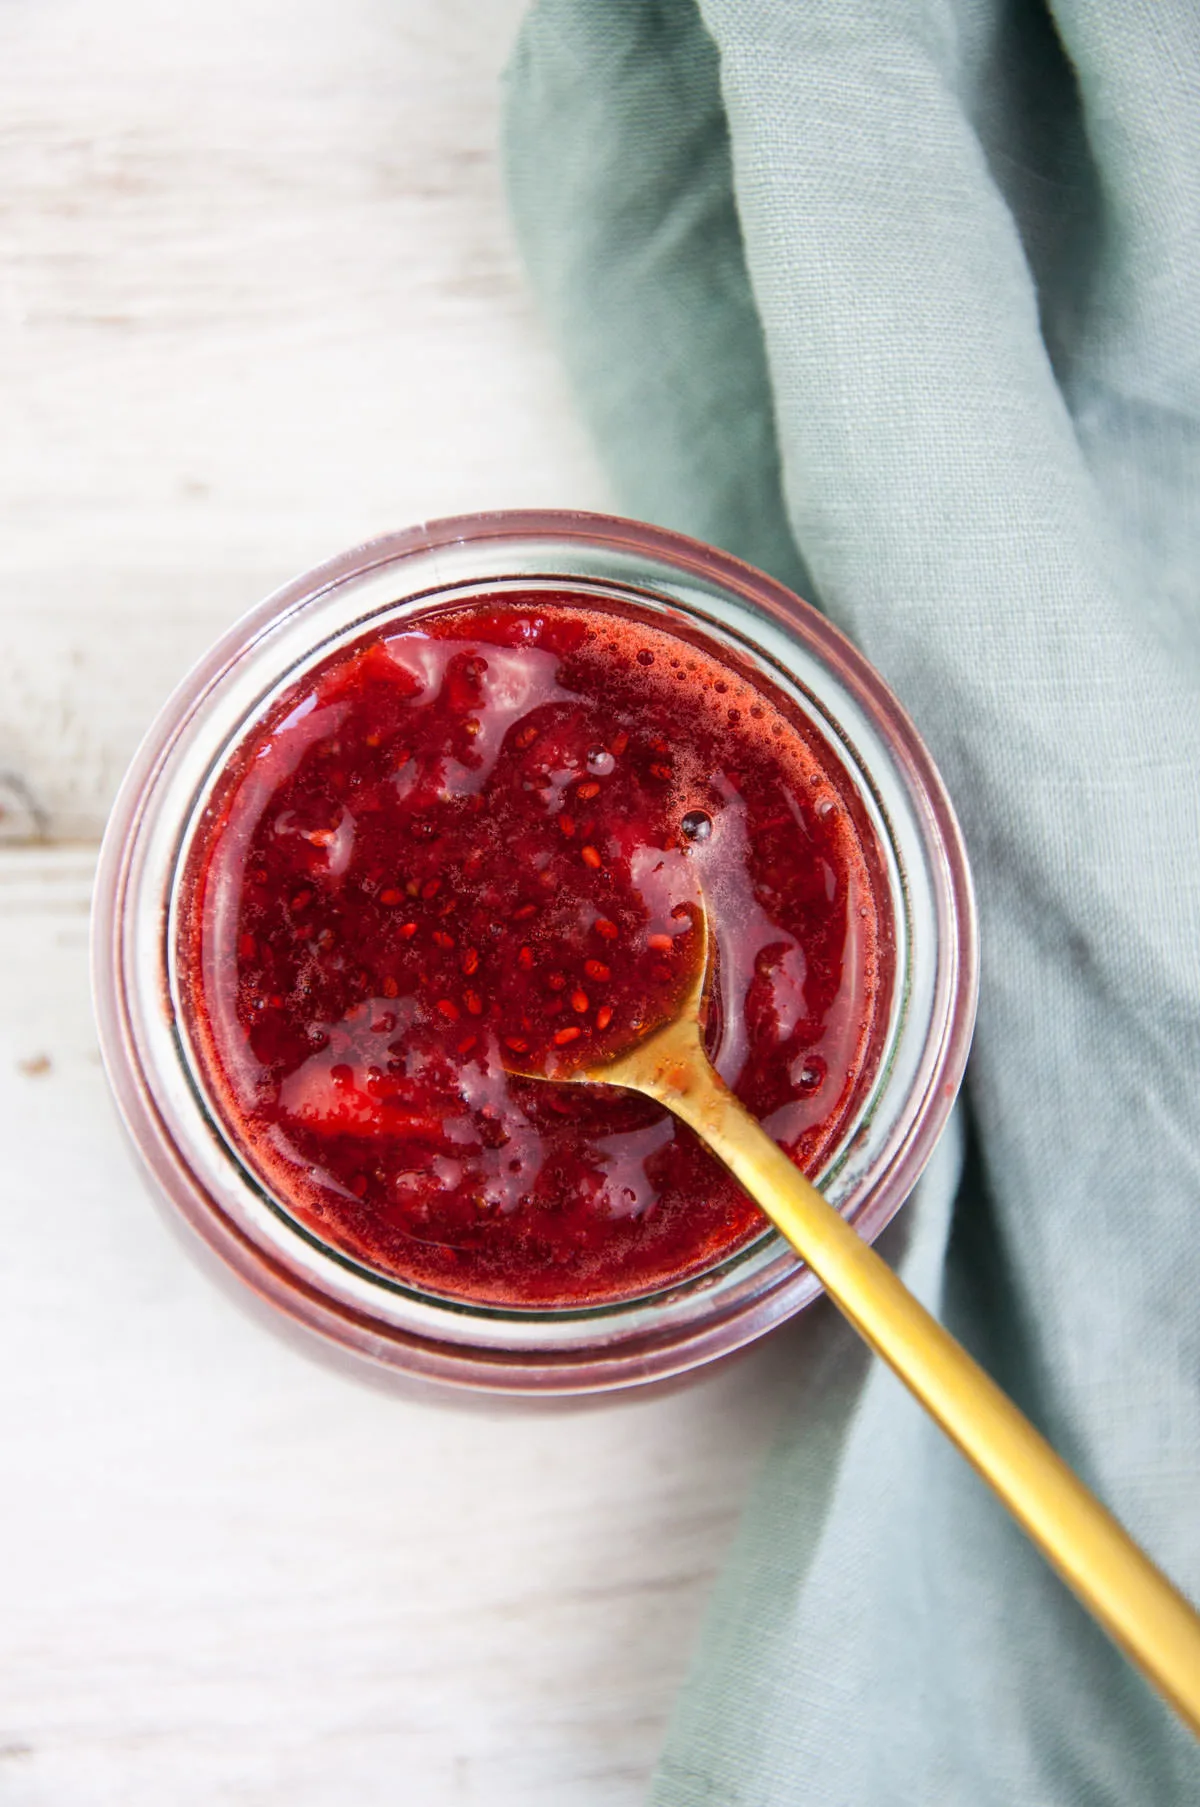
[92,511,976,1394]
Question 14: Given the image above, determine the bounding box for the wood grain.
[0,849,801,1806]
[0,6,797,1802]
[0,0,607,839]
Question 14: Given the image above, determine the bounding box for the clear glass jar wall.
[92,512,977,1393]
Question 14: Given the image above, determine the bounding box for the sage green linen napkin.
[504,2,1200,1800]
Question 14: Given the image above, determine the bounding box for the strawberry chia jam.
[177,593,894,1307]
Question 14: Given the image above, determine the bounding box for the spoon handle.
[662,1060,1200,1738]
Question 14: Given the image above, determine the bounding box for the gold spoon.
[513,909,1200,1738]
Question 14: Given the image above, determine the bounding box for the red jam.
[178,592,893,1307]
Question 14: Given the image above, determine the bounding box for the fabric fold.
[505,3,1200,1798]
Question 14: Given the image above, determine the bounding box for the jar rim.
[93,510,978,1394]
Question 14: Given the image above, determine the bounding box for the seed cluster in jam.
[178,593,891,1306]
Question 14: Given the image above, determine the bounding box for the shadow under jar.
[93,512,976,1394]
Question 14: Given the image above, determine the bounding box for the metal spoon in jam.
[506,906,1200,1741]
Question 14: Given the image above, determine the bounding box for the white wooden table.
[0,6,802,1799]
